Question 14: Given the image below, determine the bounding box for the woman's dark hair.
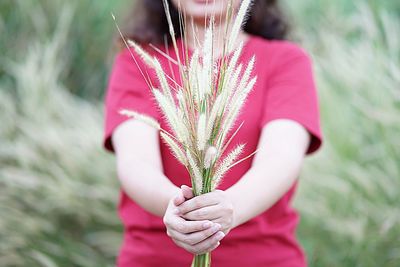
[118,0,289,46]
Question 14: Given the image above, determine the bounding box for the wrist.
[226,189,241,229]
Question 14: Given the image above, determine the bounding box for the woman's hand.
[176,190,235,235]
[163,185,225,255]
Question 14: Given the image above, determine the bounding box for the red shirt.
[103,34,323,267]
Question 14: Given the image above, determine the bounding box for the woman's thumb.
[181,185,194,200]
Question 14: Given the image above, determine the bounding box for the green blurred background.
[0,0,399,266]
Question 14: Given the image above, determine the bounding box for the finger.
[167,223,221,245]
[167,217,214,234]
[172,231,224,255]
[181,205,221,221]
[210,218,231,235]
[181,185,194,200]
[177,192,219,214]
[173,191,185,206]
[210,218,227,228]
[172,239,197,255]
[191,231,225,255]
[205,239,221,253]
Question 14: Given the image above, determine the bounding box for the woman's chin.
[180,3,227,19]
[172,0,242,23]
[183,8,226,21]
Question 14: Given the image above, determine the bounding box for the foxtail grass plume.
[118,0,257,198]
[117,1,257,265]
[119,109,160,130]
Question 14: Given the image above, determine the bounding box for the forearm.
[116,158,179,217]
[226,152,304,228]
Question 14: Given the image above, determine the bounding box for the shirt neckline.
[176,34,254,61]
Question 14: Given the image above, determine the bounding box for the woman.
[103,0,323,266]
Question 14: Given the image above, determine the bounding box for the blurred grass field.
[0,0,399,266]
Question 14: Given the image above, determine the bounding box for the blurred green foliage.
[0,0,399,266]
[286,2,400,267]
[287,2,400,267]
[0,5,123,266]
[0,0,131,99]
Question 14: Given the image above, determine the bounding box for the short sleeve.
[260,43,323,155]
[102,47,160,153]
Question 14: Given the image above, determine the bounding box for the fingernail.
[203,221,212,228]
[217,231,225,239]
[212,223,221,230]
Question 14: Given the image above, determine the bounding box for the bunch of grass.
[118,0,257,265]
